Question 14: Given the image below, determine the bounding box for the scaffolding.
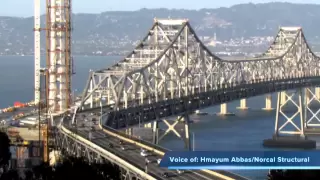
[46,0,72,114]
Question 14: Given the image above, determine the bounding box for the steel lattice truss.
[77,19,320,126]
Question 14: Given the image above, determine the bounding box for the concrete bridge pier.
[262,94,274,111]
[125,128,133,136]
[143,122,158,143]
[144,123,152,128]
[316,87,320,100]
[153,114,191,151]
[263,88,316,149]
[305,88,311,103]
[280,91,287,104]
[237,99,249,110]
[217,103,235,116]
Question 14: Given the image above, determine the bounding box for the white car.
[145,158,151,163]
[157,159,161,164]
[140,151,148,157]
[176,170,184,174]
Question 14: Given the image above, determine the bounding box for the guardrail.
[59,124,157,180]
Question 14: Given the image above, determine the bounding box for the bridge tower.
[139,19,194,150]
[46,0,73,114]
[262,26,320,149]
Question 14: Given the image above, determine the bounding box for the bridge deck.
[72,111,249,180]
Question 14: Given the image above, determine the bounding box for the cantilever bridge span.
[75,19,320,150]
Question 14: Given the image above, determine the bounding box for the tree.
[51,156,121,180]
[0,155,121,180]
[0,132,11,170]
[0,169,19,180]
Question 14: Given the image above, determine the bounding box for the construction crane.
[34,0,46,162]
[34,0,41,105]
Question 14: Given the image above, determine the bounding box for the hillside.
[0,2,320,56]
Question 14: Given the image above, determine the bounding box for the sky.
[1,0,320,17]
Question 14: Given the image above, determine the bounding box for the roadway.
[0,106,36,120]
[65,111,248,180]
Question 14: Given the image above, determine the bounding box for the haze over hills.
[0,2,320,56]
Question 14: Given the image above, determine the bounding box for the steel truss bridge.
[54,19,320,180]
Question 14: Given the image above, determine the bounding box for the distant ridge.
[0,2,319,55]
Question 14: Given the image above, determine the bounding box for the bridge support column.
[144,123,152,128]
[156,114,191,151]
[152,121,159,145]
[262,94,274,111]
[263,89,316,149]
[316,87,320,100]
[217,103,235,116]
[142,122,158,143]
[125,128,133,136]
[280,91,286,105]
[237,99,249,110]
[306,89,311,104]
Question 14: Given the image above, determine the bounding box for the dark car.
[161,172,169,178]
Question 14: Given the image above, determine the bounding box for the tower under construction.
[33,0,73,163]
[46,0,73,114]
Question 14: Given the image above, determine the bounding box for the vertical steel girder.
[54,128,146,180]
[78,20,320,114]
[274,87,320,137]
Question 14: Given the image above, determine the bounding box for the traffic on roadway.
[63,110,248,180]
[68,124,218,179]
